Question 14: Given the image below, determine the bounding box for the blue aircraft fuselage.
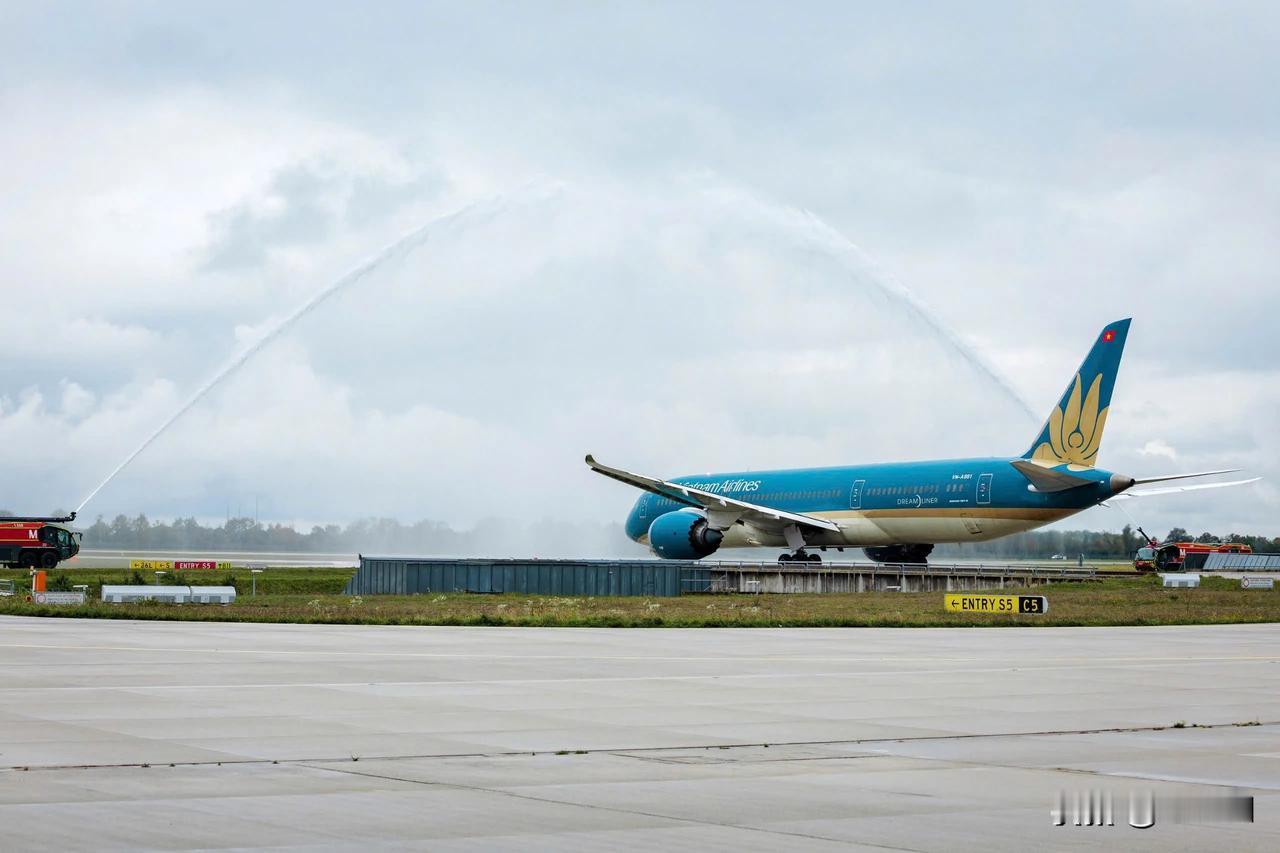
[624,457,1123,551]
[594,319,1144,562]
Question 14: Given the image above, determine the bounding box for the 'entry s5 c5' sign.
[944,593,1049,614]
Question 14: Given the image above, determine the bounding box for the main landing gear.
[863,544,934,565]
[777,523,821,564]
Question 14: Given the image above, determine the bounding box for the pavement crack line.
[859,750,1280,794]
[2,720,1275,774]
[300,761,922,851]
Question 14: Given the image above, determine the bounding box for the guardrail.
[686,559,1099,577]
[680,560,1099,594]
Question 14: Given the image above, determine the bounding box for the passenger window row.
[866,482,969,497]
[648,480,973,512]
[756,489,840,502]
[653,488,842,508]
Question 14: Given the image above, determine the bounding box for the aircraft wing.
[585,454,840,533]
[1108,477,1260,500]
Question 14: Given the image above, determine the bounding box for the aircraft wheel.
[778,553,792,563]
[904,544,934,565]
[806,553,822,563]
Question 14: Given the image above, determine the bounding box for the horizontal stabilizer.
[1009,459,1095,492]
[1132,468,1240,486]
[1109,477,1260,500]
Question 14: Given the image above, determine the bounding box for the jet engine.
[648,510,724,560]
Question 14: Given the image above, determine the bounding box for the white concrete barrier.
[101,585,236,604]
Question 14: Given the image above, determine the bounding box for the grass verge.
[1,575,1276,627]
[1,566,354,597]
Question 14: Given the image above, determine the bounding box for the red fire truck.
[1133,538,1252,572]
[0,514,82,569]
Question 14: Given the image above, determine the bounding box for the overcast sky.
[1,1,1276,542]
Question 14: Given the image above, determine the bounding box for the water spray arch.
[74,179,1034,517]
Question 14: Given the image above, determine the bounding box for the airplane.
[587,318,1259,564]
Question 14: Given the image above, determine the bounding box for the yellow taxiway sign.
[944,593,1048,614]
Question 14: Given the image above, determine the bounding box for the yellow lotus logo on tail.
[1032,373,1108,470]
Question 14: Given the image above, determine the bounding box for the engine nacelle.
[648,511,724,560]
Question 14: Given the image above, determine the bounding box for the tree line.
[52,513,649,559]
[3,512,1277,559]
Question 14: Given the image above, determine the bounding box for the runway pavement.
[0,616,1276,850]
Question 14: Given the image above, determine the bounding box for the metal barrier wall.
[1203,552,1280,571]
[344,557,1095,597]
[346,557,691,597]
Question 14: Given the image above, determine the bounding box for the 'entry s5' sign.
[944,593,1048,614]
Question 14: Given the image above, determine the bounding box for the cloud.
[1138,439,1178,462]
[201,162,442,271]
[1,3,1277,546]
[59,382,96,420]
[202,164,339,271]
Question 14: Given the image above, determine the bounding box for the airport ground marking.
[300,761,899,850]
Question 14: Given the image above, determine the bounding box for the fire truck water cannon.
[0,513,81,570]
[1133,532,1252,573]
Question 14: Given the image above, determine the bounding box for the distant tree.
[1167,527,1190,543]
[1120,524,1137,556]
[1195,531,1218,543]
[0,509,13,517]
[86,516,111,543]
[131,514,152,547]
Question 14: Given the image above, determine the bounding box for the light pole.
[154,571,166,585]
[250,568,263,597]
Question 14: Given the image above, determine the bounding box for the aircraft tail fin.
[1023,319,1131,467]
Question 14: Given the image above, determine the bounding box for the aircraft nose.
[625,502,649,542]
[1109,473,1137,495]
